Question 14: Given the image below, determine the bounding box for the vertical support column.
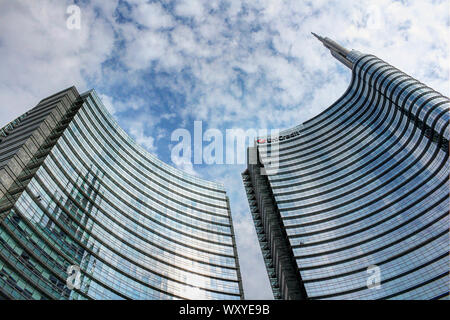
[227,196,245,300]
[0,87,82,223]
[242,147,307,300]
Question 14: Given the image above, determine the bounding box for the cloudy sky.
[0,0,449,299]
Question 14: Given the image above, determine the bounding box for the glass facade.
[243,40,449,300]
[0,87,244,300]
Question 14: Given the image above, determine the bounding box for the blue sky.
[0,0,449,299]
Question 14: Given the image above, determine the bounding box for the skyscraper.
[242,34,449,300]
[0,87,244,300]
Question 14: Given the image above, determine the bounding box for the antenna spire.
[312,33,353,69]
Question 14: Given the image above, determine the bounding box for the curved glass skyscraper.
[243,35,449,300]
[0,87,243,300]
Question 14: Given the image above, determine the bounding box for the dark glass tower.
[0,87,244,300]
[242,34,449,300]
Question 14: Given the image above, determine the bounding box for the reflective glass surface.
[255,51,449,300]
[0,90,243,300]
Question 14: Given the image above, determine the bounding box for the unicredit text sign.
[256,130,301,144]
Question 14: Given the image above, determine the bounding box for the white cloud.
[123,29,171,70]
[0,0,449,299]
[98,93,116,114]
[171,156,200,177]
[174,0,205,21]
[124,116,158,152]
[131,1,175,30]
[0,0,117,127]
[233,210,273,299]
[98,93,147,114]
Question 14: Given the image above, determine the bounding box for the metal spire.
[312,33,353,69]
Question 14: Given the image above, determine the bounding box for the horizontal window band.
[81,93,227,195]
[263,57,384,151]
[280,115,444,217]
[0,243,55,300]
[2,208,125,301]
[309,250,449,300]
[49,142,233,235]
[271,85,400,187]
[29,173,238,269]
[56,128,230,220]
[3,213,238,300]
[0,220,92,300]
[291,55,381,140]
[38,159,236,255]
[430,291,450,300]
[289,182,448,244]
[295,211,448,270]
[11,193,241,298]
[382,268,450,301]
[0,96,75,145]
[301,223,448,283]
[293,195,448,257]
[284,157,447,237]
[269,74,429,183]
[71,110,229,212]
[3,207,194,300]
[268,84,443,172]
